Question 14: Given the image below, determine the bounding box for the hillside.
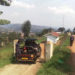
[0,24,50,33]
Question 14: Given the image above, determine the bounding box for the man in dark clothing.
[70,35,74,46]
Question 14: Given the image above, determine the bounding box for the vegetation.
[0,32,20,47]
[0,0,11,25]
[58,27,65,32]
[22,20,31,37]
[73,27,75,34]
[37,35,72,75]
[36,37,46,44]
[0,0,11,6]
[0,19,10,25]
[38,28,54,36]
[66,29,71,32]
[0,44,13,67]
[8,32,20,42]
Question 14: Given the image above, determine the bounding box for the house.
[44,32,60,44]
[44,32,60,59]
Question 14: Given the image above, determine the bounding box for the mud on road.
[0,62,41,75]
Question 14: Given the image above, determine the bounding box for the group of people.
[70,35,75,46]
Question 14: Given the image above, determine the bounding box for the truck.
[15,38,41,62]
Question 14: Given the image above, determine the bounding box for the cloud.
[12,12,21,17]
[11,0,35,8]
[48,6,75,14]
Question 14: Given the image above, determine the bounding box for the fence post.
[13,39,18,56]
[40,43,45,60]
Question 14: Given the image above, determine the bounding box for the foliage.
[38,28,54,36]
[65,29,71,33]
[0,19,10,25]
[58,27,65,32]
[22,20,31,37]
[36,37,46,44]
[37,35,72,75]
[73,27,75,34]
[41,29,49,35]
[0,0,11,6]
[0,32,20,46]
[8,32,20,42]
[0,44,13,67]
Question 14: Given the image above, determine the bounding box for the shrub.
[37,35,72,75]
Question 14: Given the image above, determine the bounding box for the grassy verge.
[36,37,46,44]
[0,44,13,68]
[37,35,72,75]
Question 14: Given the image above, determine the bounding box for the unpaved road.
[0,62,41,75]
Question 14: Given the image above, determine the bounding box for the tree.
[58,27,65,32]
[41,29,49,36]
[0,0,11,24]
[22,20,31,37]
[8,32,20,42]
[0,19,10,25]
[66,29,71,33]
[0,0,11,6]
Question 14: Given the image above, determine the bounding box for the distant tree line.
[37,28,54,36]
[0,32,20,47]
[0,19,10,25]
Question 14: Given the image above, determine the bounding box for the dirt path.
[0,62,41,75]
[68,41,75,66]
[68,39,75,75]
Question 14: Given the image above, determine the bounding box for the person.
[70,35,74,46]
[16,39,22,56]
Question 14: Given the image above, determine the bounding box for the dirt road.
[0,62,41,75]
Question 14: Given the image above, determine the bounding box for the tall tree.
[22,20,31,37]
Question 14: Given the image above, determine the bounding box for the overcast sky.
[0,0,75,29]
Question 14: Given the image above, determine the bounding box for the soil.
[0,62,41,75]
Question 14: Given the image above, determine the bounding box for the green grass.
[37,35,72,75]
[0,36,46,68]
[36,37,46,44]
[0,44,13,67]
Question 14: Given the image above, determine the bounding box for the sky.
[0,0,75,29]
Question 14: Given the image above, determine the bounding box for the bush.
[37,35,72,75]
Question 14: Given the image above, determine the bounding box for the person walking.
[70,35,74,46]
